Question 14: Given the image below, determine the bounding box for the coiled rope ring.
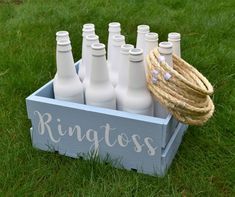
[146,48,215,125]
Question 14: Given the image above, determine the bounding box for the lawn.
[0,0,234,196]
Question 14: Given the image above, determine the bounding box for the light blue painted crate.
[26,61,188,176]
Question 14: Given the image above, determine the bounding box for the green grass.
[0,0,235,196]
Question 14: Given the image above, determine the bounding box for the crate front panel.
[27,98,165,174]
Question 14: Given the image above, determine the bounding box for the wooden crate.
[26,61,187,176]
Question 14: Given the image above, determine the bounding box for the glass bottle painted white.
[107,22,121,65]
[168,32,181,57]
[153,42,173,118]
[53,39,84,103]
[79,24,95,81]
[136,25,150,49]
[143,32,158,73]
[109,34,125,87]
[115,44,134,110]
[122,48,153,116]
[85,43,116,110]
[82,34,99,90]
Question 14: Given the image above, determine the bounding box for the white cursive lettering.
[101,123,117,147]
[34,111,61,143]
[144,137,158,156]
[118,133,131,147]
[132,134,145,152]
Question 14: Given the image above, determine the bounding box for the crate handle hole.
[131,168,137,172]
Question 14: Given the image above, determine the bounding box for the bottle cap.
[159,42,173,55]
[137,25,150,33]
[120,44,134,54]
[129,48,143,62]
[57,40,72,52]
[91,43,106,56]
[145,32,158,42]
[168,32,181,41]
[56,31,69,42]
[112,35,125,46]
[108,22,121,32]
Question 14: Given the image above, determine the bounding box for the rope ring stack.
[146,48,215,125]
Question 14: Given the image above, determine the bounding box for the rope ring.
[147,48,214,125]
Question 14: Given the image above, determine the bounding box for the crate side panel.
[27,99,164,175]
[35,82,54,98]
[161,116,179,148]
[161,123,188,175]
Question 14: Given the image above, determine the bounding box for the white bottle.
[168,33,182,129]
[136,25,150,49]
[83,34,99,89]
[168,32,181,57]
[53,40,84,103]
[85,43,116,110]
[107,22,121,65]
[115,44,134,110]
[153,41,173,118]
[143,32,158,72]
[122,48,153,116]
[79,24,95,81]
[109,34,125,87]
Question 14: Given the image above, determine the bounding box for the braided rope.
[146,48,214,125]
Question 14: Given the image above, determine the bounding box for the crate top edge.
[27,94,171,125]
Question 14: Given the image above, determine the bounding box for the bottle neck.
[159,42,173,67]
[85,41,99,79]
[82,30,95,37]
[81,38,87,62]
[168,33,181,57]
[110,43,124,72]
[118,52,129,88]
[160,53,173,67]
[136,33,146,49]
[90,54,109,84]
[82,31,95,60]
[108,32,120,60]
[145,40,158,55]
[56,31,69,42]
[56,49,76,79]
[85,46,92,78]
[137,25,150,48]
[128,59,146,90]
[170,40,181,57]
[136,27,150,49]
[108,31,120,38]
